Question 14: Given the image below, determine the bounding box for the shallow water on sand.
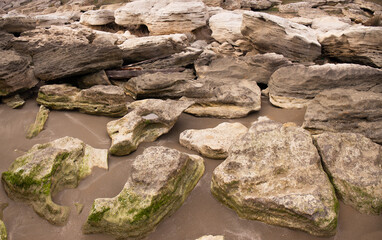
[0,97,381,240]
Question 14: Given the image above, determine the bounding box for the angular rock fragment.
[83,146,204,239]
[77,70,112,89]
[211,117,338,237]
[37,84,128,117]
[107,99,193,156]
[179,122,248,159]
[80,9,115,26]
[314,132,382,215]
[1,136,108,225]
[26,105,50,139]
[303,89,382,144]
[209,11,243,43]
[2,94,25,109]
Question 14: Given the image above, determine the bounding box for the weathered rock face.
[37,84,128,117]
[0,31,13,50]
[77,70,112,89]
[107,99,193,156]
[311,16,351,33]
[319,26,382,68]
[241,12,321,62]
[196,235,224,240]
[209,11,243,43]
[211,117,338,237]
[1,136,108,225]
[0,14,36,33]
[179,122,248,159]
[83,146,204,239]
[303,89,382,144]
[26,105,50,139]
[241,0,281,10]
[80,9,115,26]
[0,50,38,97]
[268,64,382,109]
[314,132,382,215]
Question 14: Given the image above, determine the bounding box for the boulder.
[1,136,108,225]
[37,84,128,117]
[107,99,193,156]
[311,16,351,33]
[211,117,338,237]
[179,122,248,159]
[77,70,112,89]
[26,105,50,139]
[241,12,321,62]
[80,9,115,26]
[302,88,382,144]
[83,146,204,239]
[319,26,382,68]
[314,132,382,215]
[268,64,382,109]
[209,11,243,43]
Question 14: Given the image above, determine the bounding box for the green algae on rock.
[1,136,108,225]
[211,117,338,237]
[0,202,7,240]
[83,146,204,239]
[26,105,50,139]
[2,94,25,109]
[314,132,382,215]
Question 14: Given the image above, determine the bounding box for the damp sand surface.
[0,97,381,240]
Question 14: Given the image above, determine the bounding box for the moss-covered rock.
[26,105,50,139]
[0,202,7,240]
[83,146,204,239]
[1,137,108,225]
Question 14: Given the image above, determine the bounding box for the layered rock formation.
[79,9,114,26]
[209,11,243,43]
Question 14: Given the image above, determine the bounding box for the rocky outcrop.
[303,89,382,144]
[241,0,281,10]
[107,99,193,156]
[77,70,111,89]
[26,105,50,139]
[179,122,248,159]
[80,9,114,26]
[37,84,128,117]
[83,146,204,239]
[1,136,108,225]
[319,26,382,68]
[311,16,351,33]
[268,64,382,109]
[209,11,243,43]
[241,12,321,62]
[0,14,36,33]
[211,117,338,237]
[2,94,25,109]
[0,50,38,97]
[314,132,382,215]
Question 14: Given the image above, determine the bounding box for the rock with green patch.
[0,202,7,240]
[26,105,50,139]
[83,146,204,239]
[107,99,193,156]
[314,132,382,215]
[211,117,338,237]
[37,84,128,117]
[2,94,25,109]
[1,136,108,225]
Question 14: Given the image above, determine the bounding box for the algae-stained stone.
[211,117,338,237]
[26,105,50,139]
[107,99,193,156]
[83,146,204,239]
[1,137,108,225]
[0,219,5,240]
[179,122,248,159]
[314,132,382,215]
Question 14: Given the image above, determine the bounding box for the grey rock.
[80,9,115,26]
[77,70,112,89]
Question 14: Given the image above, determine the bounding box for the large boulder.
[209,11,243,43]
[314,132,382,215]
[241,12,321,62]
[211,117,338,236]
[1,136,108,225]
[268,63,382,109]
[83,146,204,239]
[107,99,193,156]
[37,84,128,117]
[80,9,115,26]
[302,88,382,144]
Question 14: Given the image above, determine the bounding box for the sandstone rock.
[241,0,281,10]
[37,84,128,117]
[0,14,36,33]
[26,105,50,139]
[311,16,351,33]
[209,11,243,44]
[77,70,112,89]
[314,132,382,215]
[0,202,6,240]
[107,99,193,156]
[80,9,115,26]
[319,26,382,68]
[33,12,77,27]
[268,64,382,109]
[0,31,13,50]
[83,146,204,239]
[211,117,338,237]
[0,50,38,97]
[302,89,382,144]
[2,94,25,109]
[1,136,108,225]
[241,12,321,62]
[179,122,248,159]
[196,235,224,240]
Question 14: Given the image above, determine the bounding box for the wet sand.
[0,97,381,240]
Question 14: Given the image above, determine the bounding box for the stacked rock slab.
[211,117,338,237]
[37,84,128,117]
[1,136,108,225]
[303,88,382,144]
[314,132,382,215]
[83,146,204,239]
[107,99,193,156]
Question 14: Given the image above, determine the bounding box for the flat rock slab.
[211,117,338,237]
[209,11,243,43]
[179,122,248,159]
[80,9,115,26]
[83,146,204,239]
[37,84,128,117]
[107,99,193,156]
[314,132,382,215]
[303,88,382,144]
[1,136,108,225]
